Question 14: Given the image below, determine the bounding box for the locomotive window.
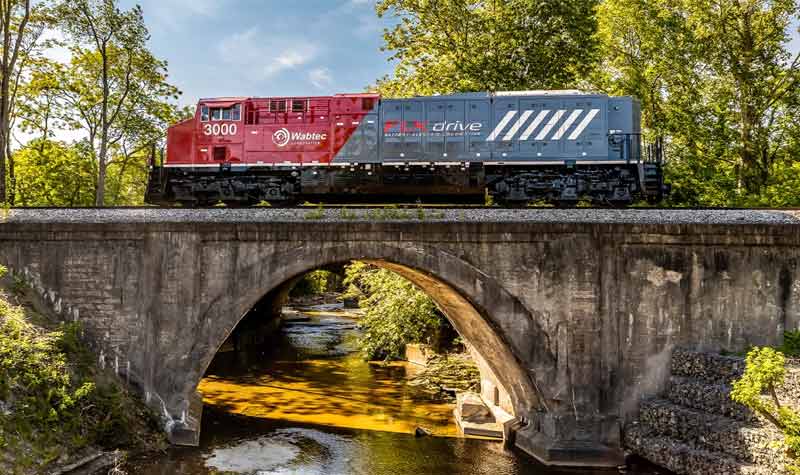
[209,104,242,121]
[270,100,287,112]
[200,105,209,121]
[291,100,306,112]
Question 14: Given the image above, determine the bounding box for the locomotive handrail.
[608,133,639,163]
[607,133,663,165]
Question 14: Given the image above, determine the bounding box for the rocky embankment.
[625,348,799,474]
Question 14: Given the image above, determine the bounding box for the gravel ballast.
[1,207,800,225]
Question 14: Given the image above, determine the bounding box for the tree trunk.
[0,0,31,204]
[97,136,107,206]
[6,137,13,205]
[740,103,759,193]
[96,42,109,206]
[0,6,10,204]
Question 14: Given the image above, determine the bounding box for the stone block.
[404,343,434,366]
[456,391,495,424]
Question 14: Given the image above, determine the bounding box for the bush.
[0,285,159,472]
[780,331,800,357]
[344,261,445,360]
[731,347,800,472]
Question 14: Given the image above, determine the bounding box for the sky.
[118,0,396,106]
[42,0,800,111]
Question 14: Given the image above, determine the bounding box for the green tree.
[15,57,61,145]
[596,0,800,204]
[290,270,343,298]
[11,48,182,206]
[344,261,445,360]
[12,139,95,206]
[57,0,179,205]
[374,0,599,97]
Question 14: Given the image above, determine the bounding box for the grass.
[305,204,446,221]
[304,203,326,220]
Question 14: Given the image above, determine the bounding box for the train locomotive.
[145,90,667,206]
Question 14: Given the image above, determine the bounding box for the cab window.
[209,104,241,121]
[200,105,209,121]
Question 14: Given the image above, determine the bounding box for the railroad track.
[6,205,800,211]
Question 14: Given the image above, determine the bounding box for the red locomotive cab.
[194,98,247,166]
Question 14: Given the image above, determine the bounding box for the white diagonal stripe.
[534,110,565,140]
[486,110,517,141]
[502,110,532,141]
[519,110,550,140]
[551,109,583,140]
[567,108,600,140]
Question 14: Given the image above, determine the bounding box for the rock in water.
[414,427,431,437]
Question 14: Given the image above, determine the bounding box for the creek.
[125,303,665,475]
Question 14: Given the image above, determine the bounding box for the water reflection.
[200,305,456,436]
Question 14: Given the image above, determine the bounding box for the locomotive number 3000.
[203,123,238,136]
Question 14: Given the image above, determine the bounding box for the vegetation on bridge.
[0,264,162,474]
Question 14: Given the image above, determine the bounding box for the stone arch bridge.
[1,208,798,467]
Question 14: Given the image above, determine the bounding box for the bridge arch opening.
[179,244,552,451]
[198,260,532,427]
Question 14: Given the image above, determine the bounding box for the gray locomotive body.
[369,91,663,204]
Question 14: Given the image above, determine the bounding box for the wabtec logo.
[383,120,483,135]
[272,128,328,147]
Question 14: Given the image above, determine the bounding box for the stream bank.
[0,267,165,475]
